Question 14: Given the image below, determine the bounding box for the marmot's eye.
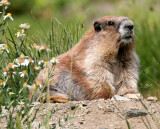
[108,21,114,26]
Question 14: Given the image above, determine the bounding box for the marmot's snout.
[118,19,134,43]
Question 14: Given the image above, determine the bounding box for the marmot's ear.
[93,21,101,32]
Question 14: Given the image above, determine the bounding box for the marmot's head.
[73,16,135,59]
[93,16,134,45]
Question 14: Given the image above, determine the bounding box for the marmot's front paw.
[112,93,142,101]
[112,95,129,101]
[50,94,69,103]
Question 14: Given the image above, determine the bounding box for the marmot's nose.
[118,19,134,37]
[125,25,134,31]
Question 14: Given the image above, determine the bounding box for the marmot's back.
[30,16,139,102]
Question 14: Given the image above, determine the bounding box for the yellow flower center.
[18,57,24,63]
[22,70,27,75]
[44,61,48,64]
[23,82,27,87]
[52,57,56,60]
[32,83,36,87]
[34,66,38,70]
[33,43,37,47]
[20,54,25,57]
[19,101,24,105]
[0,49,2,52]
[0,79,3,84]
[40,57,44,60]
[4,45,8,49]
[7,13,11,16]
[17,31,21,35]
[9,92,14,95]
[3,68,7,72]
[40,45,47,50]
[28,57,32,62]
[7,63,14,68]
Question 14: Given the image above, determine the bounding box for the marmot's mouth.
[121,34,133,39]
[124,35,132,39]
[119,34,134,44]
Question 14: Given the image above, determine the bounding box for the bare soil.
[1,98,160,129]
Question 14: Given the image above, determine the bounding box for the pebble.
[79,121,84,124]
[98,105,103,110]
[125,93,141,100]
[147,96,158,102]
[123,109,147,118]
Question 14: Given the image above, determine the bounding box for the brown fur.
[30,16,139,102]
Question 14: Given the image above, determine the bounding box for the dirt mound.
[1,98,160,129]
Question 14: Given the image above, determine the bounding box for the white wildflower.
[21,59,29,66]
[33,43,50,52]
[33,43,40,50]
[34,66,41,70]
[38,58,44,65]
[0,49,3,54]
[0,0,10,9]
[0,44,5,48]
[9,92,14,95]
[3,13,13,21]
[18,101,24,106]
[44,61,49,67]
[3,72,7,76]
[7,63,18,69]
[15,31,25,38]
[0,79,4,85]
[3,68,8,76]
[19,70,27,77]
[3,44,9,53]
[19,23,30,29]
[39,44,50,52]
[0,44,9,53]
[7,88,11,91]
[38,83,42,88]
[23,82,32,89]
[15,56,34,66]
[49,57,59,64]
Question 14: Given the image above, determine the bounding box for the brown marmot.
[30,16,140,103]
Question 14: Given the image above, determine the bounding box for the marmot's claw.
[112,93,142,101]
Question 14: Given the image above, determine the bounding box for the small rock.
[81,102,87,107]
[107,107,114,112]
[103,106,115,113]
[79,121,84,124]
[125,93,141,100]
[147,96,158,102]
[111,95,129,101]
[93,100,98,102]
[98,105,103,110]
[86,110,91,114]
[123,109,147,118]
[71,105,77,110]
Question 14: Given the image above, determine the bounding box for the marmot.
[30,16,140,103]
